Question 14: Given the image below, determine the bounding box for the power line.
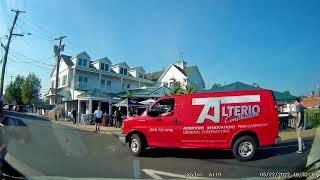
[9,49,55,66]
[19,14,54,41]
[9,56,52,70]
[8,52,54,70]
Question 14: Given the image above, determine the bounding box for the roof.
[172,64,188,77]
[111,62,130,68]
[208,82,262,92]
[91,57,112,64]
[75,51,91,59]
[145,65,200,81]
[61,55,73,66]
[272,91,298,102]
[206,82,298,102]
[50,55,74,76]
[145,70,164,81]
[118,86,172,97]
[77,89,115,98]
[129,66,145,72]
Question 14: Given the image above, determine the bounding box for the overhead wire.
[9,49,55,66]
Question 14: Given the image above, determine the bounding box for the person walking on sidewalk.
[72,109,77,124]
[115,107,122,128]
[94,107,103,132]
[292,98,305,153]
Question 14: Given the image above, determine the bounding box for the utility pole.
[53,36,66,120]
[0,10,25,118]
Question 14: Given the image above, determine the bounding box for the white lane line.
[4,153,44,177]
[142,169,207,179]
[133,159,141,179]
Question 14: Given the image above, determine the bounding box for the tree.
[171,81,184,95]
[211,83,222,89]
[4,82,15,104]
[185,83,196,94]
[4,75,25,104]
[126,90,133,99]
[22,73,41,105]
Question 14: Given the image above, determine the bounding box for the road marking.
[142,169,207,179]
[5,153,44,177]
[133,159,141,179]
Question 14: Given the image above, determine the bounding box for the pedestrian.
[72,109,77,124]
[94,106,103,131]
[115,107,122,128]
[292,98,305,153]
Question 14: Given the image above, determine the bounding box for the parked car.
[3,104,10,110]
[15,105,24,112]
[122,89,280,161]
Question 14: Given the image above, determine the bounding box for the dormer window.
[82,59,87,66]
[120,67,128,75]
[138,73,144,78]
[78,58,82,66]
[78,58,87,66]
[100,63,109,71]
[100,63,105,70]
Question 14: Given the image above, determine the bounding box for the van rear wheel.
[129,134,145,156]
[232,136,257,161]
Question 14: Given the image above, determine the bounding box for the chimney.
[175,60,187,70]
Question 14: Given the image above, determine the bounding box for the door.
[146,98,179,147]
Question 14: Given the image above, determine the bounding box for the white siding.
[159,65,188,88]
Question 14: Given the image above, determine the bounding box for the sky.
[0,0,319,96]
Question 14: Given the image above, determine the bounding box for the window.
[138,73,143,78]
[82,59,87,66]
[124,68,128,75]
[79,76,88,89]
[107,80,111,86]
[78,58,82,66]
[62,75,67,86]
[100,63,105,70]
[101,80,105,88]
[127,84,130,89]
[120,67,124,74]
[105,64,109,71]
[150,98,175,117]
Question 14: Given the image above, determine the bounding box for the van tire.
[232,135,257,161]
[129,134,145,156]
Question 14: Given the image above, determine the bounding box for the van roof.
[163,89,273,99]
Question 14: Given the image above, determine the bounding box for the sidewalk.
[279,127,316,142]
[52,120,122,135]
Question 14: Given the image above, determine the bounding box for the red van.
[122,90,280,161]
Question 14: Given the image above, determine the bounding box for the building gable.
[158,64,188,82]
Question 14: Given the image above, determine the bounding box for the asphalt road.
[1,111,316,179]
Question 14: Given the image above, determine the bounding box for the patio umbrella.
[139,99,155,105]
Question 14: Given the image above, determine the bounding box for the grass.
[305,108,320,127]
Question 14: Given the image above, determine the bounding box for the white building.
[45,51,154,117]
[45,52,205,118]
[145,60,205,91]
